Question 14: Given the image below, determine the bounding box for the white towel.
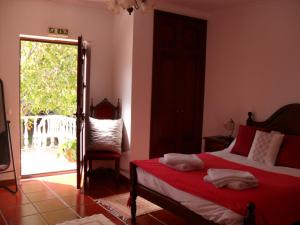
[207,169,257,181]
[159,153,204,171]
[204,168,258,190]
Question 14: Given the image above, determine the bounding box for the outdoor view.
[20,40,77,175]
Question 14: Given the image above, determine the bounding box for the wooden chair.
[84,98,121,190]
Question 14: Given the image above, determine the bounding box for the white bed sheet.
[136,148,300,225]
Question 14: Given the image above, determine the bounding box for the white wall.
[112,12,134,174]
[203,0,300,137]
[130,10,154,161]
[0,0,114,179]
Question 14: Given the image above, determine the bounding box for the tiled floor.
[0,172,188,225]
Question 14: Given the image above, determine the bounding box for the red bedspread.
[133,153,300,225]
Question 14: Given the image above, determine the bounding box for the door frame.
[19,35,78,178]
[76,36,90,189]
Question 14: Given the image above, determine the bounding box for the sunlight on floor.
[37,173,77,187]
[21,150,76,176]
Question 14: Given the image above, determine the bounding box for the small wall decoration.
[48,27,69,36]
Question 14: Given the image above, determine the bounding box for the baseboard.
[120,172,129,181]
[21,169,76,179]
[120,169,129,179]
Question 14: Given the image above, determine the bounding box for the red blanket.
[133,153,300,225]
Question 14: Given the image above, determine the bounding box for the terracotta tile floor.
[0,172,188,225]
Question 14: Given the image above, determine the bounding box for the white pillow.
[88,117,123,153]
[248,130,284,166]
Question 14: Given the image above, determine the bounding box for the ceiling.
[48,0,261,12]
[158,0,260,12]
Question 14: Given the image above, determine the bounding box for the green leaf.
[20,41,77,116]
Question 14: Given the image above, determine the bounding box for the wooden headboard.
[247,103,300,135]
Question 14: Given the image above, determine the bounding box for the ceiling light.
[105,0,153,15]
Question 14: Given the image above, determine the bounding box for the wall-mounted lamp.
[224,118,235,138]
[105,0,153,15]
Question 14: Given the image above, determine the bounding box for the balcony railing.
[21,115,76,150]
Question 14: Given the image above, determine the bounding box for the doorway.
[20,37,78,177]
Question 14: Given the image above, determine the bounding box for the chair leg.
[89,160,92,175]
[115,158,120,182]
[84,158,87,191]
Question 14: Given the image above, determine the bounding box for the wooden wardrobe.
[150,10,207,158]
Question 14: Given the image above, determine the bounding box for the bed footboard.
[244,202,255,225]
[130,162,256,225]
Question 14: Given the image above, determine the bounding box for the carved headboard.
[247,103,300,135]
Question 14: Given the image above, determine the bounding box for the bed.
[130,104,300,225]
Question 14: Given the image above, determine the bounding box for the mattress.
[136,147,300,225]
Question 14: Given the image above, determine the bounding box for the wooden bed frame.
[130,103,300,225]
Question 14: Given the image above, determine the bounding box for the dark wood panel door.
[176,56,202,154]
[150,53,177,157]
[150,10,207,158]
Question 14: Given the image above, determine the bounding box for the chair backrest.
[90,98,120,119]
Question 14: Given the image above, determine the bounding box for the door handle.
[74,112,85,120]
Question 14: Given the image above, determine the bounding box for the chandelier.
[105,0,153,15]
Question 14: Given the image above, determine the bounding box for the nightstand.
[203,136,234,152]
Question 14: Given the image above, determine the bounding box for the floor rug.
[95,193,161,224]
[55,214,115,225]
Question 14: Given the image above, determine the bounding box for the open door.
[76,36,90,189]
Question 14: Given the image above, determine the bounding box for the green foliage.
[57,139,77,162]
[20,41,77,116]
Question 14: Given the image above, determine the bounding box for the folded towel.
[224,181,258,190]
[159,153,204,171]
[164,153,203,166]
[207,168,257,182]
[204,168,258,190]
[204,175,258,190]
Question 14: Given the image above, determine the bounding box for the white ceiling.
[158,0,260,12]
[48,0,261,12]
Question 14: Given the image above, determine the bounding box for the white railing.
[21,115,76,150]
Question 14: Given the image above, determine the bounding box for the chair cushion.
[88,117,123,153]
[85,150,121,160]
